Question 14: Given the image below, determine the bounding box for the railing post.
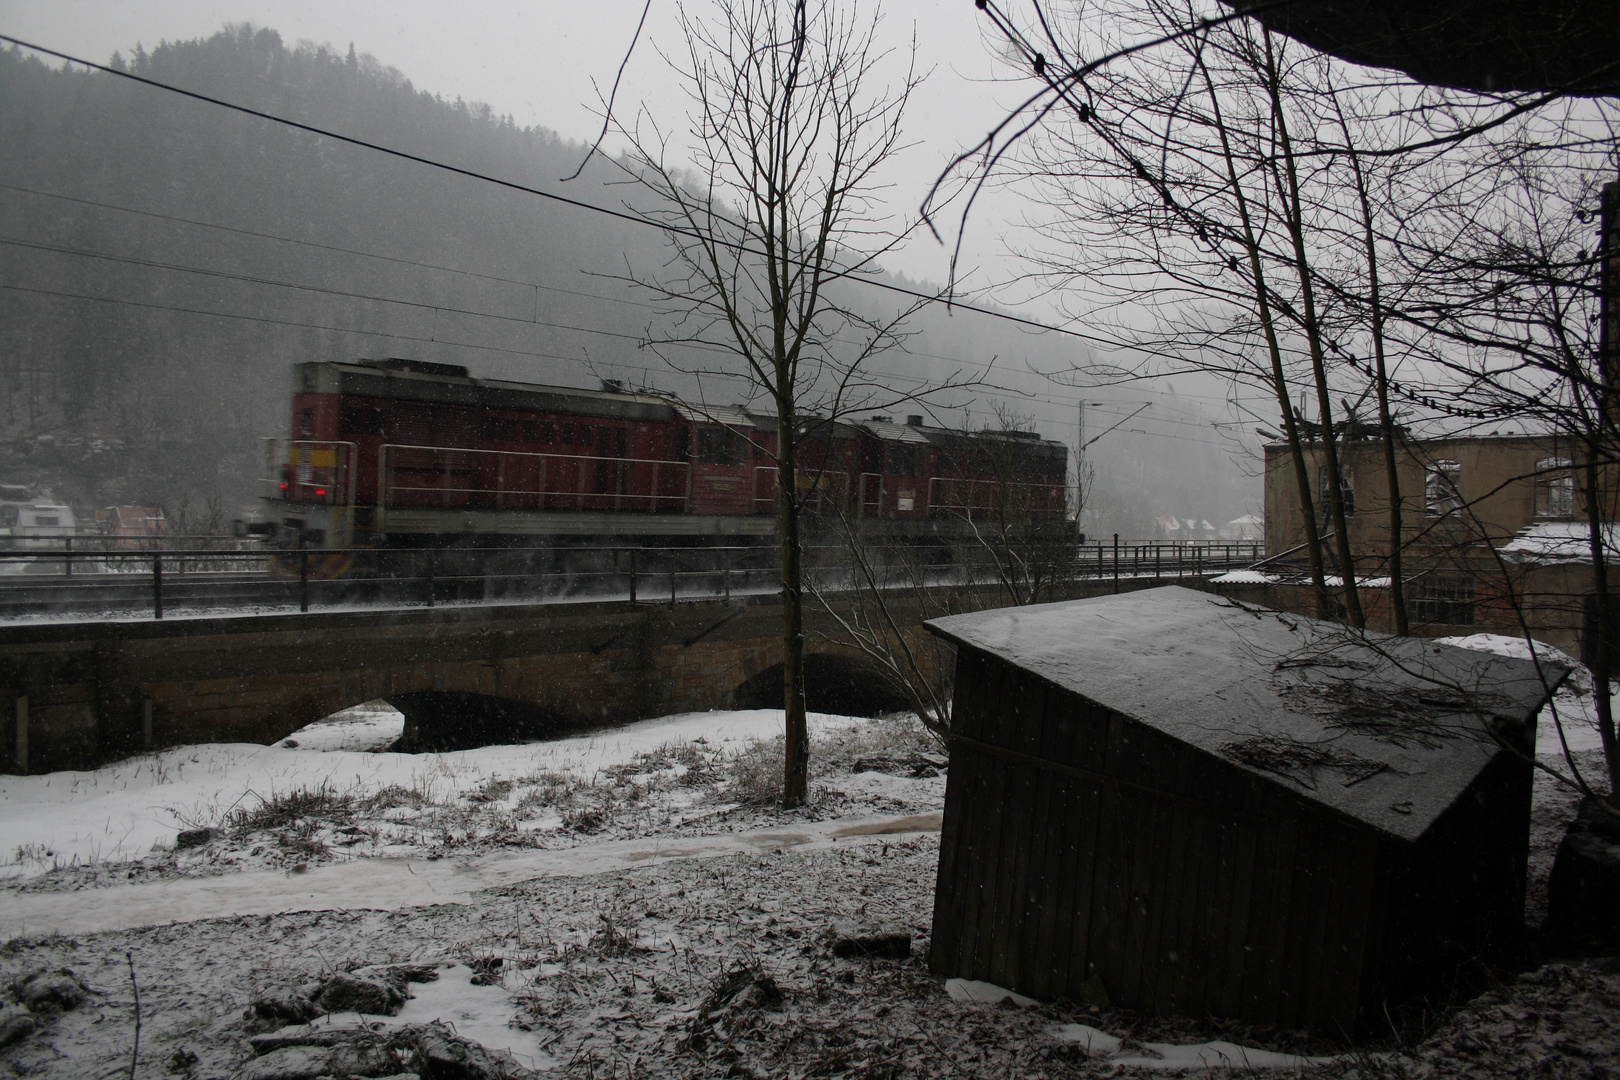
[64,535,72,578]
[629,548,638,604]
[1155,544,1161,579]
[153,554,163,620]
[670,564,677,608]
[425,549,435,608]
[1112,533,1120,594]
[299,549,310,613]
[722,547,731,601]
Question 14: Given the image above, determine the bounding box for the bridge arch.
[732,650,910,717]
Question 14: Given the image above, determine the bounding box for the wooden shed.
[925,586,1557,1035]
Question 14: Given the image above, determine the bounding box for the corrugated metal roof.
[926,585,1559,843]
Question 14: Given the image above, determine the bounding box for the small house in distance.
[925,586,1557,1035]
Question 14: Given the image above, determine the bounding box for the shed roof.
[926,586,1560,843]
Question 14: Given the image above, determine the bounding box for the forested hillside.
[0,25,1255,531]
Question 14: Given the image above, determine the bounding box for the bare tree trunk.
[777,409,809,808]
[1581,453,1620,795]
[1200,55,1332,618]
[1331,84,1409,635]
[1262,30,1363,628]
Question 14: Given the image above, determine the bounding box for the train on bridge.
[249,359,1069,565]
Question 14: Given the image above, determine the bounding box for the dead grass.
[361,784,435,812]
[225,782,355,835]
[465,778,514,804]
[724,715,940,806]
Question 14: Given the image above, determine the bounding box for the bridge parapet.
[0,576,1250,773]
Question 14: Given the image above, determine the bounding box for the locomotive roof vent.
[355,358,471,379]
[871,415,892,423]
[906,415,924,427]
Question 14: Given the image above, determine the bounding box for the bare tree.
[926,0,1620,808]
[611,0,929,806]
[807,409,1074,740]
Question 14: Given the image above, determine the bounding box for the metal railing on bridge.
[0,537,1265,621]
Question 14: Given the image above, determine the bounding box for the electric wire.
[0,33,1128,352]
[1,227,1253,442]
[0,278,1244,450]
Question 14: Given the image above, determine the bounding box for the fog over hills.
[0,25,1259,534]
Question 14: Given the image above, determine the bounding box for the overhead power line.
[0,33,1125,352]
[0,181,576,297]
[0,279,1248,451]
[3,209,1252,434]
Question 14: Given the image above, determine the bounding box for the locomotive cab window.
[340,406,384,435]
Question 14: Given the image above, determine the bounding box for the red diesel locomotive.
[256,359,1067,554]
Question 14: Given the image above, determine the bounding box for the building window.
[1424,459,1462,517]
[1535,457,1575,518]
[1409,576,1475,626]
[1318,465,1354,516]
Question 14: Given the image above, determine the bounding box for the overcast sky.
[0,0,1034,290]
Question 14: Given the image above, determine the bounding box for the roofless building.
[925,586,1557,1034]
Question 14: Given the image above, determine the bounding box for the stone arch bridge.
[0,577,1239,773]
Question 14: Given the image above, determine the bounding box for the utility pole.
[1076,400,1086,543]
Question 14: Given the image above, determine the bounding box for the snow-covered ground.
[1,674,1615,1078]
[0,706,941,889]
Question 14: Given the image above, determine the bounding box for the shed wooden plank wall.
[932,645,1389,1033]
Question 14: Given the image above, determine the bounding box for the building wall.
[1261,435,1614,647]
[1263,434,1573,560]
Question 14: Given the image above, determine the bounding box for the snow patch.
[1049,1023,1347,1071]
[944,979,1037,1007]
[1499,521,1620,565]
[1209,570,1276,584]
[1437,634,1606,753]
[302,962,556,1072]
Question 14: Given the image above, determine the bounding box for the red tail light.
[315,488,327,497]
[279,483,288,492]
